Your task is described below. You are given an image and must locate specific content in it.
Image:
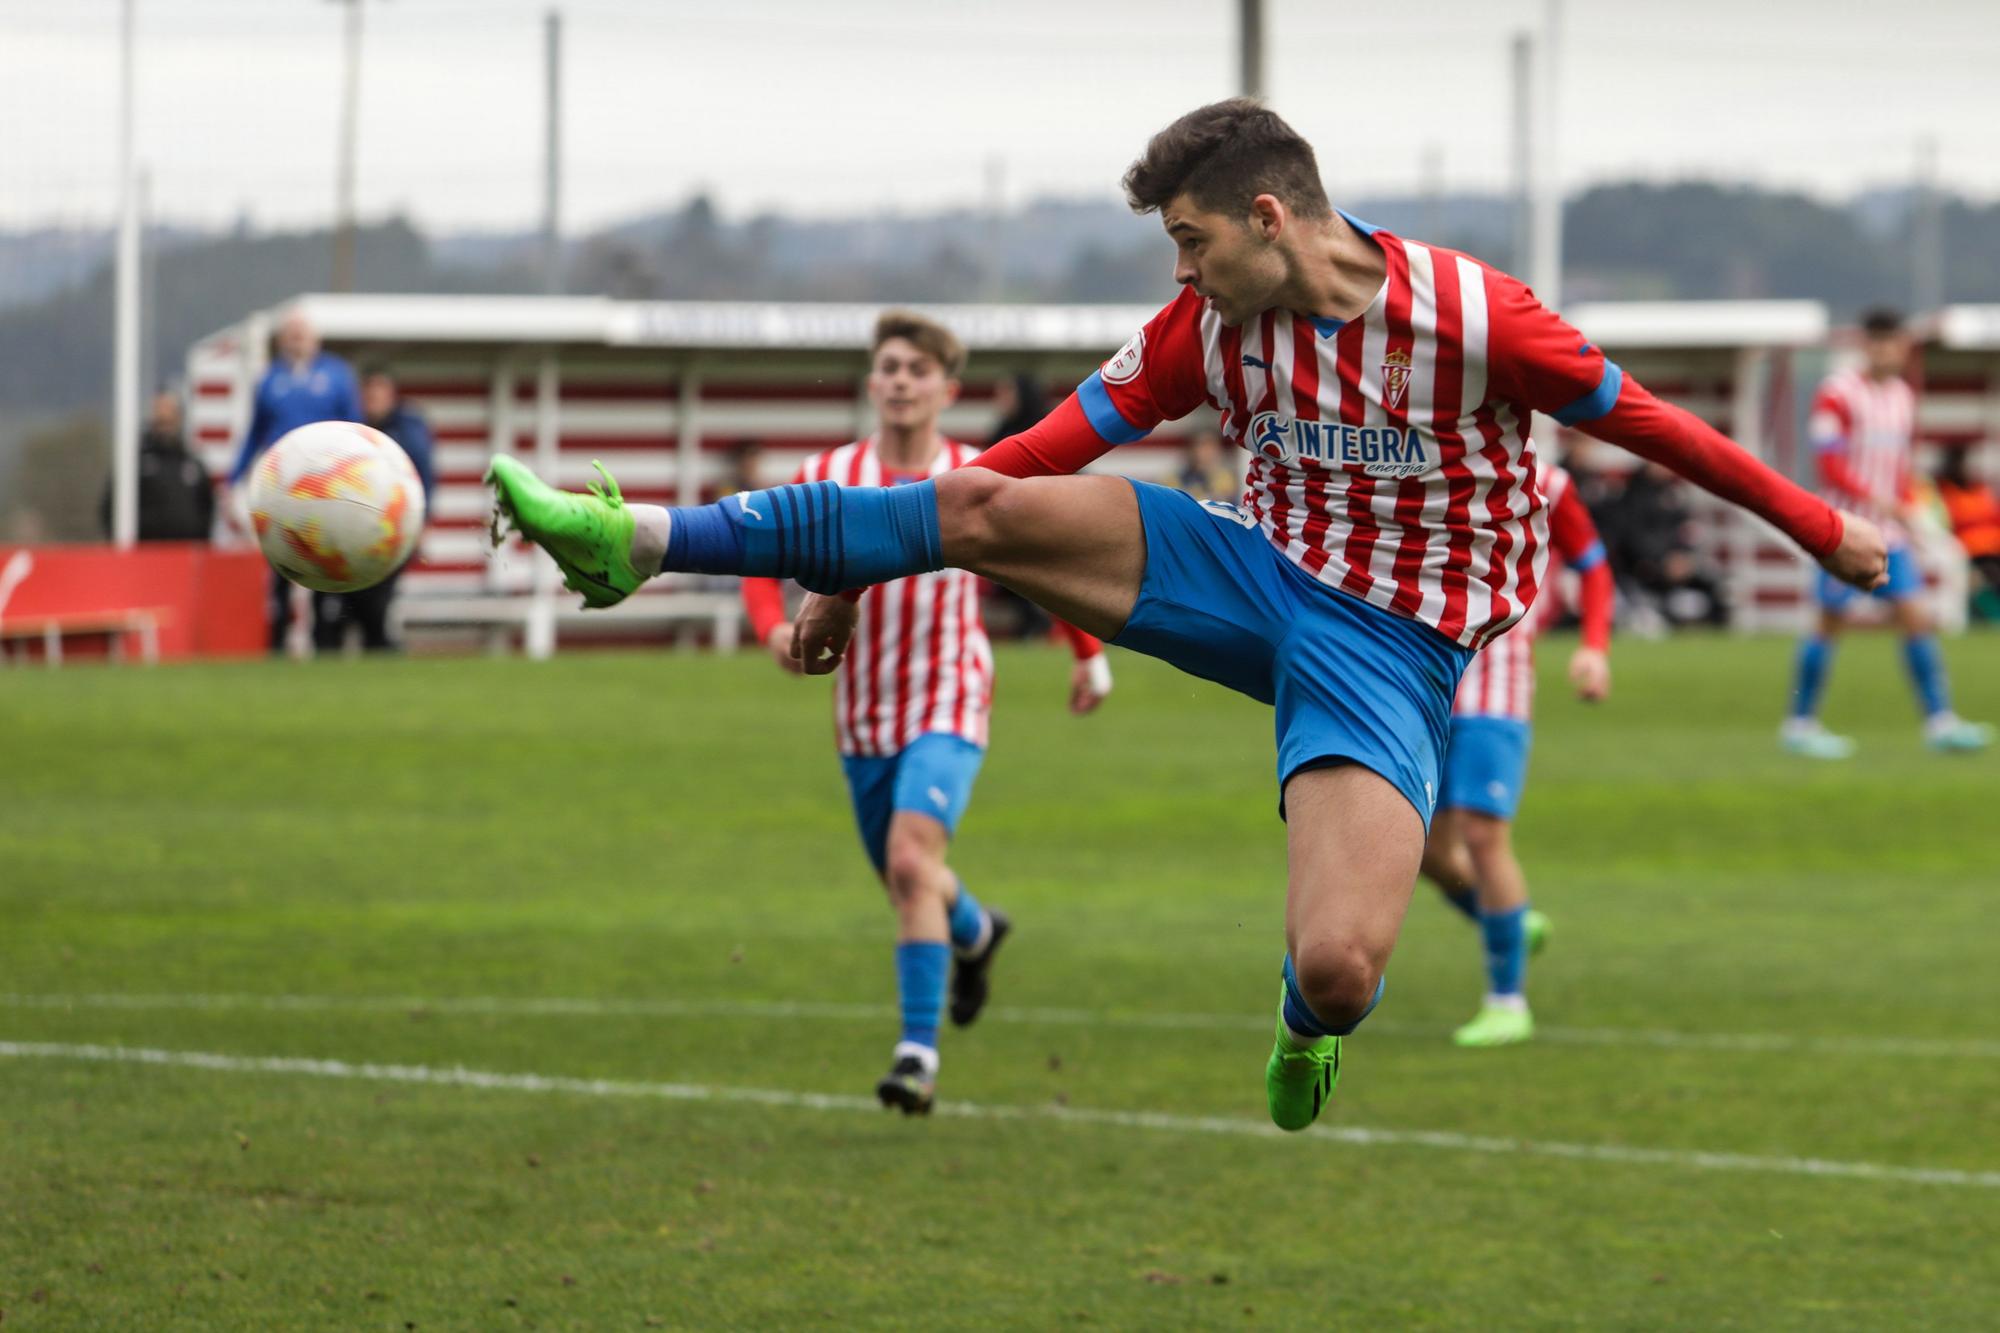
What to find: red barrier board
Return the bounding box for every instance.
[0,544,269,661]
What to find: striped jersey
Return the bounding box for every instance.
[796,439,993,757]
[1078,212,1633,650]
[1808,369,1915,537]
[1452,467,1605,722]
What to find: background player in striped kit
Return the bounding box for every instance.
[740,311,1113,1114]
[1421,466,1613,1048]
[1782,309,1990,757]
[487,100,1887,1133]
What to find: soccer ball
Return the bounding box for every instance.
[246,420,426,593]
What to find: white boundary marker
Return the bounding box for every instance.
[2,1038,1994,1191]
[5,991,1997,1061]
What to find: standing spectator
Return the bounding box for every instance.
[228,309,362,654]
[312,366,436,654]
[986,373,1046,445]
[1935,446,2000,601]
[1176,428,1236,502]
[100,388,214,541]
[1605,462,1730,628]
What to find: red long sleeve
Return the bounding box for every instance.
[1575,562,1613,652]
[1054,618,1104,659]
[972,393,1114,480]
[1816,447,1879,507]
[741,576,786,643]
[1589,379,1843,561]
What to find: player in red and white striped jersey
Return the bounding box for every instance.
[491,102,1886,1132]
[1783,308,1990,757]
[740,312,1112,1114]
[1420,466,1614,1046]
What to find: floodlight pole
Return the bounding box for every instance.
[542,8,563,294]
[1529,0,1563,309]
[1508,30,1532,274]
[1238,0,1264,99]
[111,0,141,549]
[331,0,364,291]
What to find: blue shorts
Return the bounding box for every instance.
[1439,716,1533,820]
[1819,543,1921,611]
[839,732,985,874]
[1110,481,1472,827]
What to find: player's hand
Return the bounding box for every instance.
[764,623,804,675]
[792,591,858,676]
[1820,511,1888,591]
[1568,647,1610,703]
[1069,653,1113,715]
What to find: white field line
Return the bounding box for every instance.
[5,991,1998,1061]
[2,1038,1994,1191]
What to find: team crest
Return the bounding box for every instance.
[1381,348,1413,410]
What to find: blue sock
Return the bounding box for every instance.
[1901,634,1951,719]
[1479,905,1529,998]
[894,941,949,1051]
[1441,885,1481,924]
[946,880,987,953]
[1790,635,1835,719]
[663,480,944,595]
[1280,954,1384,1040]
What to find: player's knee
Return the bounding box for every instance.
[934,468,1016,565]
[1458,812,1510,858]
[882,834,944,905]
[1290,940,1383,1031]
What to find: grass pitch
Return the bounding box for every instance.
[1,632,1995,1330]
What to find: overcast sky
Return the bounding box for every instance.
[9,0,2000,232]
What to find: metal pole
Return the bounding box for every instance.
[1529,0,1563,308]
[1509,31,1532,275]
[1912,135,1943,316]
[138,166,156,400]
[541,8,562,294]
[111,0,141,549]
[332,0,363,291]
[1237,0,1264,99]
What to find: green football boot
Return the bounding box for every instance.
[1452,1001,1534,1047]
[1524,908,1552,957]
[1264,993,1341,1132]
[485,455,648,608]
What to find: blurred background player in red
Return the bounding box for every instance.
[741,311,1113,1114]
[1781,309,1990,757]
[1421,465,1612,1047]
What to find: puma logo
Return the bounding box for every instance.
[1242,354,1272,370]
[733,493,765,521]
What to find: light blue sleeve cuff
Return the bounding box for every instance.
[1566,539,1607,573]
[1076,371,1149,445]
[1552,359,1624,426]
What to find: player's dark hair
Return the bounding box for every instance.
[872,310,967,378]
[1860,307,1905,336]
[358,362,396,382]
[1123,99,1331,222]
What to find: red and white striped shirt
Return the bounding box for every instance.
[749,439,994,757]
[1452,466,1613,722]
[978,214,1842,651]
[1809,370,1916,538]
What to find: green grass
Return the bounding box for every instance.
[1,633,1995,1330]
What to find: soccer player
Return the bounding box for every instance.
[1781,309,1989,756]
[1421,465,1613,1048]
[487,101,1886,1132]
[739,311,1114,1114]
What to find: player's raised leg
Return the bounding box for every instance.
[487,457,1145,640]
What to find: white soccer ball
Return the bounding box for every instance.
[245,420,426,593]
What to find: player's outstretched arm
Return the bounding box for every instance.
[1485,273,1885,591]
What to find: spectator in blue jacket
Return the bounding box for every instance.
[311,365,436,654]
[229,309,361,653]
